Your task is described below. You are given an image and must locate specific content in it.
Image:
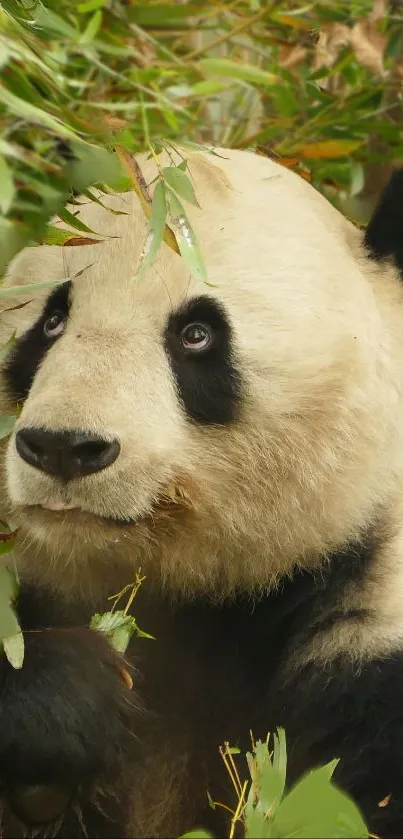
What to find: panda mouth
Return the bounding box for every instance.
[31,503,138,526]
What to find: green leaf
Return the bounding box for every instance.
[58,207,98,235]
[0,331,16,365]
[166,191,207,284]
[0,85,79,141]
[79,9,102,44]
[0,565,22,668]
[33,4,77,38]
[245,734,287,838]
[0,414,16,440]
[0,42,10,71]
[0,564,19,605]
[163,166,200,208]
[179,832,213,839]
[127,4,204,26]
[91,610,135,653]
[4,630,24,669]
[350,163,365,197]
[199,58,279,87]
[0,540,16,556]
[135,180,167,279]
[271,763,367,838]
[0,605,20,650]
[0,279,69,299]
[77,0,106,11]
[271,728,287,799]
[0,155,14,215]
[67,143,127,194]
[40,225,102,246]
[90,609,153,654]
[188,79,234,97]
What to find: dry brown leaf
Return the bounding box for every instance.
[101,114,128,131]
[369,0,387,21]
[351,18,387,77]
[117,663,133,690]
[313,23,350,71]
[279,44,307,70]
[63,237,103,247]
[295,139,363,159]
[275,13,312,30]
[116,146,180,256]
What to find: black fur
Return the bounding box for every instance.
[3,281,71,404]
[365,168,403,275]
[0,583,137,836]
[164,295,242,424]
[4,531,403,836]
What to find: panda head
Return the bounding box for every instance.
[2,149,403,599]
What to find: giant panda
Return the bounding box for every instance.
[1,146,403,838]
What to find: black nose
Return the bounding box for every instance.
[15,428,120,481]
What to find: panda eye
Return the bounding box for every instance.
[43,311,66,339]
[180,323,211,352]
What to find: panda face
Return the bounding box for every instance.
[2,148,403,598]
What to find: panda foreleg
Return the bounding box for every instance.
[0,581,138,835]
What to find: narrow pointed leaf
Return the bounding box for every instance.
[0,414,16,440]
[135,181,167,279]
[0,155,14,215]
[200,58,279,86]
[4,630,24,669]
[166,191,207,283]
[163,166,200,207]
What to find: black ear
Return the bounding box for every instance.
[364,169,403,275]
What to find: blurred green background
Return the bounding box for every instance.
[0,0,402,277]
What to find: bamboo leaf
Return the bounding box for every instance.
[116,147,180,255]
[77,0,106,10]
[0,85,79,140]
[4,630,24,669]
[293,140,364,159]
[0,155,15,215]
[0,279,69,299]
[166,191,207,283]
[79,9,102,44]
[58,207,98,235]
[135,180,167,279]
[0,332,16,364]
[0,414,16,440]
[90,609,153,654]
[163,166,200,207]
[40,225,102,247]
[199,58,279,86]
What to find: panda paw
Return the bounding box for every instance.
[0,626,137,827]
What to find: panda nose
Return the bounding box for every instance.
[15,428,120,481]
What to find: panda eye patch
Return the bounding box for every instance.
[164,295,242,425]
[180,323,211,352]
[3,280,71,404]
[44,311,66,339]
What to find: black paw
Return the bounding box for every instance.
[0,626,137,828]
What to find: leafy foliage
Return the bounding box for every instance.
[0,552,23,669]
[0,0,401,281]
[179,730,368,838]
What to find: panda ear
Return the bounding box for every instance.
[364,169,403,275]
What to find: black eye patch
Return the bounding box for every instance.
[3,281,72,404]
[164,295,242,425]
